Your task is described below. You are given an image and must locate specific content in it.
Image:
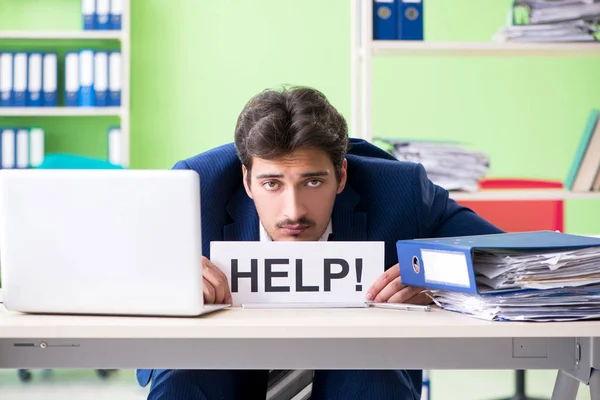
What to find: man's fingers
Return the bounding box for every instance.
[373,277,405,303]
[203,263,226,304]
[387,287,429,304]
[203,278,216,304]
[407,290,434,305]
[366,264,400,301]
[202,257,230,304]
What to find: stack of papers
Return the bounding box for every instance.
[493,0,600,43]
[377,139,490,192]
[431,246,600,322]
[433,285,600,322]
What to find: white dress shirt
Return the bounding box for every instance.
[259,219,332,242]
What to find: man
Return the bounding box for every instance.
[137,86,502,399]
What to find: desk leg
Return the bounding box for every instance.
[551,370,579,400]
[590,369,600,400]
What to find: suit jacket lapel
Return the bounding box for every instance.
[223,184,259,241]
[331,184,367,241]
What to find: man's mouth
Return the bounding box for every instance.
[280,225,310,235]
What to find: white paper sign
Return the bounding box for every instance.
[210,241,385,306]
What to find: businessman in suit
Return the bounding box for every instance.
[137,86,502,399]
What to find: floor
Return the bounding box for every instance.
[0,369,593,399]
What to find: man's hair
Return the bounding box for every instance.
[234,86,350,182]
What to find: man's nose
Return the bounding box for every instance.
[283,188,307,221]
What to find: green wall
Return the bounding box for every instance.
[2,0,600,233]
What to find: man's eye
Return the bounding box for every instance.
[262,181,280,190]
[307,180,322,187]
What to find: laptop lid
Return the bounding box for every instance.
[0,169,206,316]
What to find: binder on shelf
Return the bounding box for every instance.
[15,128,29,169]
[566,109,600,191]
[65,52,80,107]
[13,53,28,107]
[42,53,58,107]
[94,52,109,106]
[1,129,15,169]
[78,50,95,107]
[107,126,121,165]
[29,128,45,168]
[108,52,121,107]
[373,0,397,40]
[110,0,123,30]
[396,230,600,294]
[0,53,14,107]
[95,0,111,30]
[396,0,424,41]
[27,53,43,107]
[82,0,96,30]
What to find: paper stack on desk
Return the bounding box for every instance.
[397,231,600,322]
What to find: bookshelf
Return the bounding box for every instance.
[351,0,600,202]
[0,0,131,167]
[351,0,600,144]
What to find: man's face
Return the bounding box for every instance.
[242,147,347,241]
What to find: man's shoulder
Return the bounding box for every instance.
[175,142,239,172]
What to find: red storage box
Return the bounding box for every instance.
[456,179,564,233]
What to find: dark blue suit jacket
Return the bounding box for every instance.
[136,138,502,390]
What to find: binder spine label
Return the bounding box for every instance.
[420,249,471,287]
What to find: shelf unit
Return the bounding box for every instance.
[0,0,131,167]
[351,0,600,201]
[351,0,600,144]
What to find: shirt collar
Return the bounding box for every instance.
[259,219,332,242]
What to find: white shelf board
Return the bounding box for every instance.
[450,189,600,201]
[0,107,122,117]
[0,31,122,40]
[372,41,600,57]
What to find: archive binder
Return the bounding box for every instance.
[27,53,43,107]
[1,129,15,169]
[29,128,45,168]
[96,0,111,30]
[397,230,600,294]
[0,53,13,107]
[94,52,109,106]
[107,126,121,165]
[110,0,123,30]
[42,53,58,107]
[15,129,29,169]
[82,0,96,30]
[13,53,28,107]
[396,0,424,40]
[108,52,121,106]
[65,52,80,107]
[79,50,95,107]
[373,0,397,40]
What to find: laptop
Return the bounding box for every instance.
[0,169,229,317]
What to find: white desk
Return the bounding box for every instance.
[0,306,598,399]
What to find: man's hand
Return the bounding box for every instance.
[202,256,232,304]
[366,263,431,304]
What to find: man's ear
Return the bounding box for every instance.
[242,165,253,199]
[337,158,348,194]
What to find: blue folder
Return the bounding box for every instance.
[373,0,397,40]
[396,0,423,40]
[397,230,600,294]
